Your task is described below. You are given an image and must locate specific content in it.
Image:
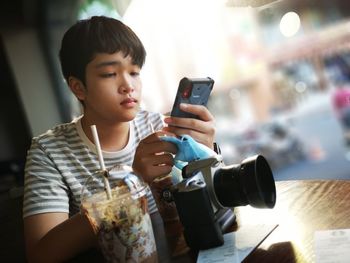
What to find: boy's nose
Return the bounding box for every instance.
[120,77,134,94]
[121,84,134,94]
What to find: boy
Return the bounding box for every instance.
[23,16,216,262]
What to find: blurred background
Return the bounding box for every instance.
[1,0,350,260]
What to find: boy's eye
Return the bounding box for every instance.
[100,73,116,78]
[130,71,140,77]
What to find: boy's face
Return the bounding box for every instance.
[81,51,142,123]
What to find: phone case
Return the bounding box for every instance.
[170,77,214,119]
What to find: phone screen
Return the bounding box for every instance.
[170,77,214,119]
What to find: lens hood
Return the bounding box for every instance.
[240,155,276,208]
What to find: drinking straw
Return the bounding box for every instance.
[90,125,112,200]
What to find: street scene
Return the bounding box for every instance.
[216,90,350,181]
[273,92,350,181]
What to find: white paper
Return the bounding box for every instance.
[314,229,350,263]
[196,233,239,263]
[197,224,278,263]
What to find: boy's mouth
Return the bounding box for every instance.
[121,97,138,107]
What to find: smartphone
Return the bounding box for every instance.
[170,77,214,119]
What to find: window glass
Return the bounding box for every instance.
[72,0,350,180]
[78,0,121,19]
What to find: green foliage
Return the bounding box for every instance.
[79,0,113,13]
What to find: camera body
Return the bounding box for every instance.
[168,155,276,250]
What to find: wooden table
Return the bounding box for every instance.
[152,180,350,263]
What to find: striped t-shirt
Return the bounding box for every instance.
[23,110,164,218]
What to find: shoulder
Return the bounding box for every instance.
[30,120,78,149]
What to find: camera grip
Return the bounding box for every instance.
[183,222,223,250]
[172,182,224,250]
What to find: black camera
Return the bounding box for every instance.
[168,154,276,250]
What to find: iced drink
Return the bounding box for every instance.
[81,172,158,263]
[150,169,190,257]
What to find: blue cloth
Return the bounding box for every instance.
[160,135,217,169]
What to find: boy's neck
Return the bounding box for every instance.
[80,116,130,152]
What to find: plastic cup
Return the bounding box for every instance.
[81,166,158,263]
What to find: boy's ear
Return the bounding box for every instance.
[68,77,86,101]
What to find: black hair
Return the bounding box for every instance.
[59,16,146,84]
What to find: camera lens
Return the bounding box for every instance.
[182,84,192,99]
[213,155,276,209]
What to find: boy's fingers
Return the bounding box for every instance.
[165,117,201,131]
[151,153,175,166]
[138,140,177,155]
[164,117,216,136]
[134,153,174,183]
[142,165,173,183]
[179,103,214,122]
[141,131,176,143]
[138,132,178,154]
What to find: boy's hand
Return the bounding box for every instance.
[163,103,216,149]
[133,131,178,183]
